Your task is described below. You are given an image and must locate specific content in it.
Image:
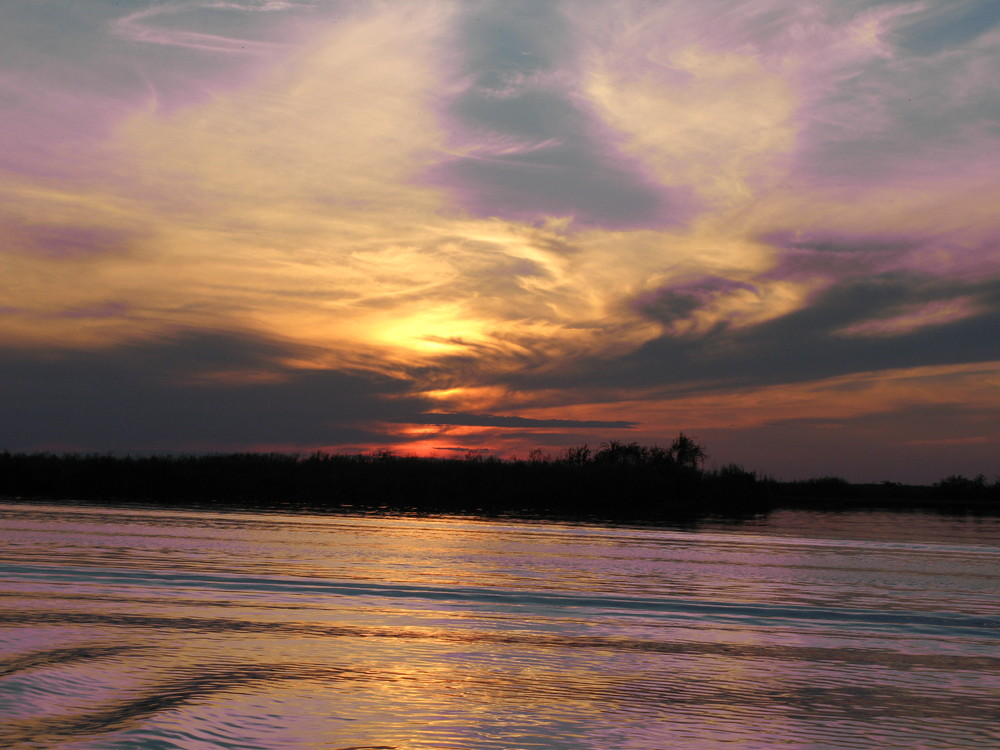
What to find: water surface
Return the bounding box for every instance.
[1,502,998,749]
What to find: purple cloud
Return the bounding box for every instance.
[6,225,137,260]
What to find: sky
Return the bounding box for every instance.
[2,0,999,482]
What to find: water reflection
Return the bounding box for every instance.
[1,502,998,749]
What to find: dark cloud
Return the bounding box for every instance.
[892,1,1000,55]
[763,231,915,256]
[426,153,683,230]
[423,0,690,229]
[432,446,494,454]
[459,0,570,79]
[0,331,430,452]
[638,277,760,327]
[627,275,1000,389]
[501,273,1000,395]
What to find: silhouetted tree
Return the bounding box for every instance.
[561,444,591,465]
[595,440,647,465]
[669,433,706,469]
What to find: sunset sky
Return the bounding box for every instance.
[2,0,998,482]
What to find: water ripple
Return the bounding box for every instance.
[2,504,999,749]
[3,562,997,636]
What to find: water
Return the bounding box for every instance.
[1,502,998,749]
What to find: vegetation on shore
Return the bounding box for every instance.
[1,436,997,520]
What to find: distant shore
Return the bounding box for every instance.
[2,447,997,521]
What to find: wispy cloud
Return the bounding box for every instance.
[835,297,985,337]
[111,3,293,53]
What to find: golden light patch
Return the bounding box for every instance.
[417,386,513,411]
[372,308,489,355]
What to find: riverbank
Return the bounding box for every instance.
[1,450,996,520]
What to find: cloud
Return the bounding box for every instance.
[458,272,1000,450]
[392,413,637,429]
[432,446,494,454]
[1,222,137,260]
[835,297,985,338]
[421,1,693,229]
[0,330,429,453]
[773,3,1000,190]
[574,0,799,210]
[636,276,806,338]
[892,1,1000,54]
[110,2,300,53]
[616,274,1000,391]
[50,302,131,321]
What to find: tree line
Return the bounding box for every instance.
[0,435,995,521]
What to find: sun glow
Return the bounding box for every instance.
[370,308,490,355]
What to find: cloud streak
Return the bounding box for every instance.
[394,413,638,429]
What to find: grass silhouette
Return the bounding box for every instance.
[0,436,996,521]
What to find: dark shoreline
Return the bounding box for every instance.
[2,450,996,522]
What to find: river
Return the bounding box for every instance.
[1,501,998,749]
